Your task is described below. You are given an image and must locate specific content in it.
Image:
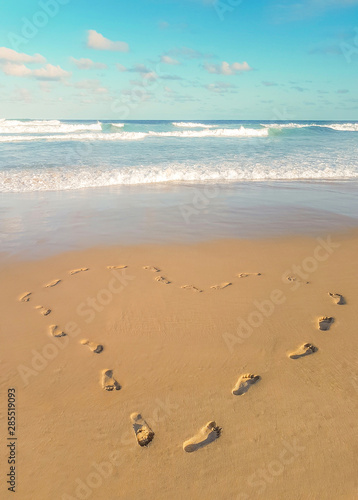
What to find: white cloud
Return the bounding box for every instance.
[1,62,71,81]
[161,55,180,65]
[204,61,252,75]
[2,63,32,77]
[87,30,129,52]
[70,79,109,94]
[0,47,46,64]
[70,57,107,70]
[32,64,71,81]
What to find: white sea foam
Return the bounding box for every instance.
[0,127,268,142]
[150,127,268,138]
[262,122,358,131]
[1,162,357,193]
[110,123,125,128]
[0,131,147,142]
[172,122,215,128]
[0,119,102,134]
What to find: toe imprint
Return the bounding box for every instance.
[318,317,334,331]
[44,279,61,288]
[130,413,155,447]
[328,293,345,305]
[49,325,66,337]
[232,373,260,396]
[210,282,232,290]
[289,343,318,359]
[80,339,103,354]
[183,421,222,453]
[19,292,31,302]
[101,370,121,391]
[69,268,89,275]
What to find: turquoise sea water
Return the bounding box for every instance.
[0,119,357,257]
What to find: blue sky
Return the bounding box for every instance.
[0,0,357,119]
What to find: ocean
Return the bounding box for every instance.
[1,119,358,257]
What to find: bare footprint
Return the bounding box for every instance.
[181,285,203,293]
[49,325,66,337]
[318,316,334,331]
[35,305,51,316]
[69,268,89,275]
[183,421,222,453]
[19,292,31,302]
[289,343,318,359]
[286,275,310,285]
[130,413,155,447]
[107,265,127,270]
[80,339,103,354]
[44,279,61,288]
[328,293,345,305]
[210,282,232,290]
[232,373,260,396]
[143,266,160,272]
[155,276,171,285]
[101,369,121,391]
[237,273,261,278]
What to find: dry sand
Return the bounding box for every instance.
[1,231,358,499]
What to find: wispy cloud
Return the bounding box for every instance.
[87,30,129,52]
[70,57,107,70]
[0,47,46,64]
[161,55,180,65]
[167,46,213,59]
[204,61,252,75]
[205,82,235,93]
[262,81,278,86]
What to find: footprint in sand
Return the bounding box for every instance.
[101,369,121,391]
[143,266,160,272]
[318,316,334,331]
[328,293,345,305]
[237,273,261,278]
[44,279,61,288]
[210,282,232,290]
[130,413,155,447]
[80,339,103,354]
[19,292,31,302]
[286,276,310,285]
[289,343,318,359]
[183,421,222,453]
[35,305,51,316]
[181,285,203,293]
[107,265,127,270]
[49,325,66,337]
[232,373,260,396]
[155,276,171,285]
[69,268,89,275]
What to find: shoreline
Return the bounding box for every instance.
[2,179,358,260]
[1,231,358,499]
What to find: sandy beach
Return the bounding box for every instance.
[1,231,357,499]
